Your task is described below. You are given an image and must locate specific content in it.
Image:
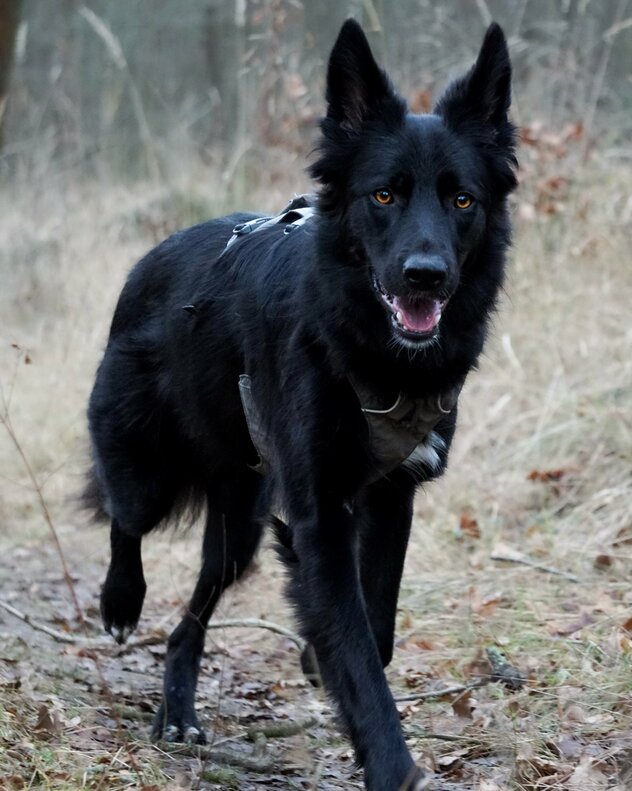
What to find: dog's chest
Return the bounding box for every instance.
[238,374,460,480]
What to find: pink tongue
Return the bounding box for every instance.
[393,297,441,333]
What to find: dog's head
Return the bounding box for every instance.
[311,20,517,351]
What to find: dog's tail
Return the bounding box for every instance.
[81,464,110,523]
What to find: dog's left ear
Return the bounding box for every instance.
[326,19,401,132]
[435,23,511,130]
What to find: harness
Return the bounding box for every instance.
[239,373,460,479]
[224,194,317,252]
[222,195,461,478]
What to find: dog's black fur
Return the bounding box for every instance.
[86,19,516,790]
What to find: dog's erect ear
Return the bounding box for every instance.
[326,19,395,132]
[435,23,511,129]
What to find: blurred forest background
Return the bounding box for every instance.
[1,2,631,790]
[1,0,631,180]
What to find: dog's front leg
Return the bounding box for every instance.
[288,505,424,791]
[358,471,416,669]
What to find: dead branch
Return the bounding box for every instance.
[0,599,304,653]
[490,547,580,583]
[246,717,317,741]
[416,732,479,742]
[156,742,273,772]
[0,411,84,621]
[0,598,77,643]
[205,618,305,650]
[394,680,487,703]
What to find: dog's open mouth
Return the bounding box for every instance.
[371,272,445,341]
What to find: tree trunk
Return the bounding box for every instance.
[0,0,22,147]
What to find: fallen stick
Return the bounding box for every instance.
[394,680,486,703]
[416,732,478,742]
[395,647,526,703]
[246,717,317,741]
[156,742,273,772]
[0,599,304,652]
[490,544,580,583]
[204,618,305,650]
[0,599,76,643]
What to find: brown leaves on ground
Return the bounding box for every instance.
[458,512,482,539]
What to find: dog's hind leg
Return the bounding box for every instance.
[152,469,264,744]
[98,462,183,643]
[358,472,415,669]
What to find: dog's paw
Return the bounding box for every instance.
[151,706,207,745]
[100,569,146,644]
[104,620,137,645]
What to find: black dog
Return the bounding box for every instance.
[86,19,516,790]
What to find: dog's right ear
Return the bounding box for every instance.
[326,19,398,132]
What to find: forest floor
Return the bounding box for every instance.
[1,129,631,790]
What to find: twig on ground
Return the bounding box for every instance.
[157,742,273,772]
[246,717,317,741]
[490,545,580,583]
[108,704,154,722]
[0,598,77,643]
[394,680,487,703]
[205,618,305,651]
[416,732,479,742]
[0,413,84,622]
[0,599,304,653]
[395,647,526,703]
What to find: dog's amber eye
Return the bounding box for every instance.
[454,193,474,209]
[373,188,394,205]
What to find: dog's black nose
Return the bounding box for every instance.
[403,255,448,290]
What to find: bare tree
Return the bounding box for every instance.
[0,0,22,147]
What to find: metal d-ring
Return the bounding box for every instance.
[361,392,403,415]
[436,393,452,415]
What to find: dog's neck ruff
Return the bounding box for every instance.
[223,194,316,253]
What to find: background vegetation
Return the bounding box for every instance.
[0,1,631,789]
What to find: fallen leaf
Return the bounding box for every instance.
[436,751,465,775]
[451,689,475,719]
[548,611,594,636]
[514,742,571,784]
[567,757,608,790]
[470,587,503,618]
[527,468,569,482]
[613,527,632,547]
[0,776,26,789]
[459,513,481,539]
[33,705,62,737]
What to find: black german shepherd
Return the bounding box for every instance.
[86,19,516,790]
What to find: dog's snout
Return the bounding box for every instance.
[402,255,448,290]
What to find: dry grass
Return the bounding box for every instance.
[0,134,631,788]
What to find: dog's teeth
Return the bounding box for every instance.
[396,311,403,324]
